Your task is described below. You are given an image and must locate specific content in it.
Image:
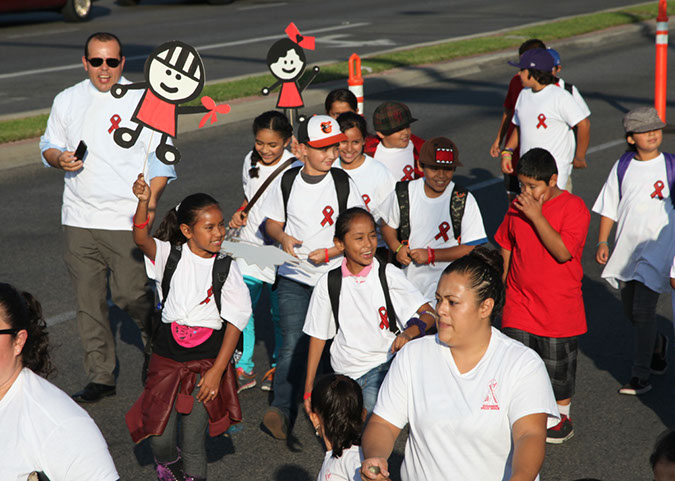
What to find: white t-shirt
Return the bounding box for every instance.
[262,169,365,286]
[337,155,397,247]
[40,78,176,231]
[0,368,118,481]
[512,84,588,189]
[303,259,429,379]
[373,142,416,182]
[373,329,558,481]
[236,149,301,283]
[145,239,252,330]
[380,178,488,299]
[556,78,591,118]
[317,444,363,481]
[592,154,675,293]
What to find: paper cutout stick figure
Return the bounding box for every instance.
[262,23,320,125]
[111,40,230,165]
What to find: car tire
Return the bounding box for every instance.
[117,0,141,5]
[61,0,91,21]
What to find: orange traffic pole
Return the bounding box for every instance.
[348,53,364,115]
[655,0,668,122]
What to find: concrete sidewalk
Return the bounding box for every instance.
[0,21,650,172]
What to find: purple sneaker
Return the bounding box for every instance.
[155,456,183,481]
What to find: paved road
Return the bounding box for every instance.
[1,21,674,481]
[0,0,646,115]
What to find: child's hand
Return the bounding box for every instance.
[361,458,390,481]
[514,191,543,220]
[229,211,247,229]
[391,332,412,353]
[290,136,302,159]
[501,151,514,174]
[396,244,412,266]
[409,248,429,265]
[280,233,302,258]
[196,366,225,403]
[573,157,588,169]
[132,174,151,202]
[308,248,328,266]
[595,243,609,265]
[490,139,502,158]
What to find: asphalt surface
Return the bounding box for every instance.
[1,12,675,481]
[0,0,648,116]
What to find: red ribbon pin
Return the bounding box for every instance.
[401,165,414,181]
[536,113,547,129]
[285,22,316,50]
[199,96,231,129]
[435,221,451,242]
[378,307,389,330]
[108,114,121,133]
[321,206,334,226]
[362,194,371,211]
[651,180,666,200]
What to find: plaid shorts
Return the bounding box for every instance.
[502,327,578,400]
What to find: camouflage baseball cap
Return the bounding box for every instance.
[372,101,417,135]
[419,137,462,168]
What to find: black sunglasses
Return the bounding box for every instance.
[87,57,121,68]
[0,328,19,335]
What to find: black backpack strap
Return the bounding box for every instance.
[330,168,350,213]
[161,244,183,306]
[212,253,233,315]
[281,166,302,223]
[563,80,574,96]
[450,184,468,244]
[395,181,410,242]
[378,261,399,334]
[327,267,343,331]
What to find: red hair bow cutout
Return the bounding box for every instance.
[285,22,315,50]
[199,96,231,129]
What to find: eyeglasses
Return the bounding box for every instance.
[87,57,121,68]
[0,328,19,335]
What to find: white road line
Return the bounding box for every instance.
[0,22,370,81]
[5,27,78,40]
[468,138,625,191]
[238,2,287,11]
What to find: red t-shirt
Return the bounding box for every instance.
[503,74,522,167]
[494,191,590,337]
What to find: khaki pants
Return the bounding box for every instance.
[64,226,153,385]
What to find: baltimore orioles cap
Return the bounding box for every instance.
[297,115,347,148]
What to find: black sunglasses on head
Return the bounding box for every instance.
[87,57,121,68]
[0,328,19,335]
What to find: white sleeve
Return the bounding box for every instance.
[40,93,69,165]
[571,86,591,118]
[219,260,252,331]
[42,417,119,481]
[507,351,559,426]
[242,151,253,200]
[511,93,522,127]
[591,161,620,221]
[261,175,286,223]
[144,238,171,284]
[347,178,366,208]
[671,255,675,278]
[372,343,410,429]
[380,190,401,229]
[386,265,430,328]
[558,90,588,128]
[303,274,337,340]
[459,192,488,246]
[371,168,398,222]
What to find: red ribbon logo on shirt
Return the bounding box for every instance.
[362,194,371,211]
[651,180,665,200]
[536,113,547,129]
[401,165,414,181]
[199,287,213,305]
[321,206,334,226]
[108,114,121,133]
[434,221,451,242]
[378,306,389,330]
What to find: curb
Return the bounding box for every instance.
[0,21,650,173]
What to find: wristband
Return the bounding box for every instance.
[133,216,150,229]
[503,147,514,153]
[420,310,438,321]
[303,391,312,401]
[596,241,608,247]
[325,248,330,264]
[405,317,427,339]
[427,247,435,266]
[395,240,409,254]
[236,204,245,212]
[501,150,513,158]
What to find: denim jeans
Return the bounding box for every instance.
[620,280,661,380]
[271,276,313,420]
[236,276,281,373]
[355,358,393,415]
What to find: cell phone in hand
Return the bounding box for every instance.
[74,140,87,161]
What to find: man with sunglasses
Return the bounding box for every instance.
[40,32,176,403]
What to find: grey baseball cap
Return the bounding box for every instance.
[623,107,666,133]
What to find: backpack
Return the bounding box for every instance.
[280,167,350,222]
[326,260,399,334]
[395,181,468,244]
[617,151,675,208]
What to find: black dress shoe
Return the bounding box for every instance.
[71,382,116,403]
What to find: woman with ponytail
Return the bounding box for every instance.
[0,283,118,481]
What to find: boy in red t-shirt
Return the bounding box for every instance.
[490,38,546,202]
[494,147,590,445]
